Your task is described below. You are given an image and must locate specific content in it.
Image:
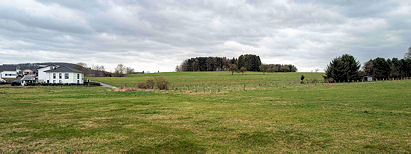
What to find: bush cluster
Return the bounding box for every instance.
[155,77,169,90]
[138,77,169,90]
[138,79,155,89]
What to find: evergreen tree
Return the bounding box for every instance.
[325,54,361,82]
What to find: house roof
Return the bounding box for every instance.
[0,65,17,72]
[44,66,83,73]
[17,64,38,72]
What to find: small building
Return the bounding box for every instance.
[21,75,36,86]
[43,66,84,84]
[0,65,18,83]
[364,76,373,82]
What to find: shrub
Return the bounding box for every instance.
[138,82,151,89]
[324,77,335,83]
[146,79,155,89]
[11,81,21,86]
[138,79,155,89]
[155,77,169,90]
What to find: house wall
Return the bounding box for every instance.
[45,72,84,84]
[1,71,18,79]
[38,66,52,83]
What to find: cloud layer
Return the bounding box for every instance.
[0,0,410,72]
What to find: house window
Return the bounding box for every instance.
[59,80,62,83]
[65,73,69,79]
[53,80,56,83]
[77,74,80,79]
[77,80,80,84]
[47,80,49,83]
[53,73,56,79]
[59,73,62,79]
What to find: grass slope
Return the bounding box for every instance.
[0,72,410,152]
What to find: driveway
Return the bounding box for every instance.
[90,81,117,89]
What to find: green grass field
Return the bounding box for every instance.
[89,72,325,93]
[1,72,410,153]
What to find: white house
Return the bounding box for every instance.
[42,66,84,84]
[1,63,84,84]
[1,71,18,79]
[0,65,19,82]
[37,66,54,83]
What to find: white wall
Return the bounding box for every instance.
[38,66,52,83]
[1,71,18,79]
[45,72,84,84]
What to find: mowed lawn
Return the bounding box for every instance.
[0,72,410,153]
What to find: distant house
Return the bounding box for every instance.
[0,65,18,82]
[0,63,84,85]
[42,66,84,84]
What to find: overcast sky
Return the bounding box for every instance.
[0,0,410,72]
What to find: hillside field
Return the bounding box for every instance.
[0,72,410,153]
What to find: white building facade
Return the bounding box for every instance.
[1,71,18,79]
[42,66,84,84]
[44,72,84,84]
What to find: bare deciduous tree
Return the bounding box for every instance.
[114,64,126,77]
[229,64,238,75]
[405,47,411,59]
[126,67,134,74]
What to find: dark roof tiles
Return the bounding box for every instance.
[44,66,83,73]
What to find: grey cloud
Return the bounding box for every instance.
[0,0,410,72]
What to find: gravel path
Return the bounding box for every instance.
[90,81,117,89]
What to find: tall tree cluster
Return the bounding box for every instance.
[237,54,261,71]
[363,57,411,80]
[177,57,236,71]
[259,64,297,73]
[177,54,264,72]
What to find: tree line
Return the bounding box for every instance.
[259,64,297,73]
[75,63,139,77]
[176,57,235,72]
[325,47,411,82]
[177,54,297,73]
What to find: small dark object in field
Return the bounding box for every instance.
[300,75,305,84]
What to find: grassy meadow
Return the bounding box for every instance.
[88,72,325,93]
[0,72,410,153]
